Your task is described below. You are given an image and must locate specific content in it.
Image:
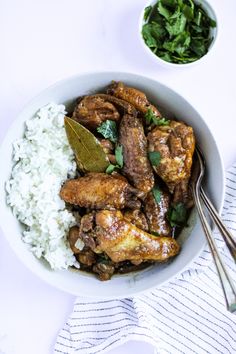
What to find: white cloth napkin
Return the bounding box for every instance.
[54,164,236,354]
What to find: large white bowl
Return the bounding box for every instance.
[0,72,225,298]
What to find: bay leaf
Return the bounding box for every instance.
[64,116,109,173]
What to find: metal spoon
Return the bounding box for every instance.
[191,147,236,312]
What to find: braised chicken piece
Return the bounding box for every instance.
[77,249,97,267]
[99,139,114,154]
[95,94,137,116]
[99,139,116,164]
[147,121,195,204]
[144,190,171,236]
[77,213,97,250]
[94,210,180,263]
[172,179,194,207]
[119,114,154,193]
[68,225,96,267]
[68,226,84,254]
[73,93,138,131]
[72,95,120,130]
[123,209,149,231]
[60,173,143,210]
[108,81,161,117]
[92,262,115,281]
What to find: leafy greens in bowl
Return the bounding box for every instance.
[140,0,218,66]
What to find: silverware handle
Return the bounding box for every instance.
[201,187,236,263]
[193,187,236,313]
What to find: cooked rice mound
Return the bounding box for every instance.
[6,103,77,269]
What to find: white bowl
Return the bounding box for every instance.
[0,72,224,298]
[139,0,219,68]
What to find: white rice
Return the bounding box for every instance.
[6,103,78,269]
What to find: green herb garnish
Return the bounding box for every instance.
[106,164,117,174]
[167,202,187,227]
[106,145,124,174]
[151,231,160,237]
[115,145,123,168]
[145,108,170,126]
[142,0,216,64]
[158,117,171,125]
[148,151,161,167]
[152,186,162,204]
[97,253,110,264]
[144,5,153,21]
[97,120,118,143]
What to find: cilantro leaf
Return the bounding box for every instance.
[105,145,124,174]
[151,231,160,237]
[183,4,194,20]
[97,120,118,143]
[167,202,187,227]
[148,151,161,167]
[145,108,156,124]
[165,13,187,36]
[106,164,117,174]
[209,18,216,28]
[157,1,172,20]
[145,108,170,126]
[144,5,153,21]
[157,117,170,125]
[163,31,191,55]
[152,186,162,204]
[142,24,158,48]
[190,38,207,57]
[145,109,154,123]
[161,0,177,9]
[115,145,123,168]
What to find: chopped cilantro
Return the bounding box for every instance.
[151,231,160,237]
[145,108,170,126]
[142,0,216,64]
[144,5,153,21]
[97,120,118,143]
[167,202,187,227]
[148,151,161,167]
[115,145,123,168]
[152,186,162,204]
[106,145,124,174]
[106,164,117,174]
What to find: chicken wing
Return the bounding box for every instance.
[94,210,180,263]
[144,190,171,236]
[123,209,149,231]
[95,93,137,116]
[108,81,161,117]
[147,121,195,203]
[72,95,120,130]
[119,114,154,193]
[72,93,138,131]
[60,173,143,210]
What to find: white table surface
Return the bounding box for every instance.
[1,0,236,353]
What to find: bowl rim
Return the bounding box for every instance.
[0,70,226,298]
[138,0,219,68]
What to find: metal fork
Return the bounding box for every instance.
[192,147,236,313]
[197,147,236,262]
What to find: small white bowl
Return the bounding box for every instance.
[0,72,225,298]
[139,0,219,68]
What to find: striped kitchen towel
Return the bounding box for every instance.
[54,164,236,354]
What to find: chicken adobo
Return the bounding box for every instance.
[119,114,154,193]
[60,81,196,280]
